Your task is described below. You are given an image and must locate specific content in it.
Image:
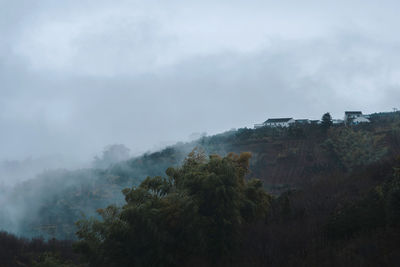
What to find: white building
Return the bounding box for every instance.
[344,111,370,125]
[352,116,370,124]
[344,111,363,121]
[264,118,295,127]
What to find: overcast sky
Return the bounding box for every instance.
[1,0,400,161]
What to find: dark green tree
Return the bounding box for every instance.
[321,112,333,129]
[74,150,272,267]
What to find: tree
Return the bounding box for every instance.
[321,112,333,129]
[75,150,272,266]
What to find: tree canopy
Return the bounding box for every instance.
[74,149,272,267]
[321,112,333,129]
[323,128,387,171]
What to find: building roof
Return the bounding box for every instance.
[295,119,310,123]
[353,116,370,122]
[345,111,362,115]
[265,118,293,123]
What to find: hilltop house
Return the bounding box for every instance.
[264,118,295,127]
[254,118,295,128]
[352,116,370,124]
[344,111,363,121]
[344,111,370,125]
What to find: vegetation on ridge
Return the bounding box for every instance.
[1,111,400,266]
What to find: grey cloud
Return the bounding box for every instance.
[0,1,400,175]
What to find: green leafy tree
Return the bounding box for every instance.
[321,112,333,129]
[74,150,272,267]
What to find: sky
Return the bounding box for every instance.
[1,0,400,163]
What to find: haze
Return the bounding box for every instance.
[1,0,400,173]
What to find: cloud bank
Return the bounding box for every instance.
[1,0,400,166]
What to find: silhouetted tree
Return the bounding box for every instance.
[74,150,272,267]
[321,112,333,129]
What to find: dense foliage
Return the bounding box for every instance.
[0,146,190,240]
[321,112,333,129]
[74,150,271,266]
[0,231,78,267]
[324,127,388,170]
[1,111,400,266]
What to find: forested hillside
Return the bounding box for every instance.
[1,111,400,266]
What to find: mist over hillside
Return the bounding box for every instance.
[0,110,398,241]
[0,140,206,238]
[0,155,88,187]
[0,111,399,266]
[0,127,231,238]
[2,1,400,266]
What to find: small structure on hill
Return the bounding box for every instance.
[344,111,363,121]
[344,111,370,125]
[254,118,296,128]
[352,116,370,124]
[264,118,295,127]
